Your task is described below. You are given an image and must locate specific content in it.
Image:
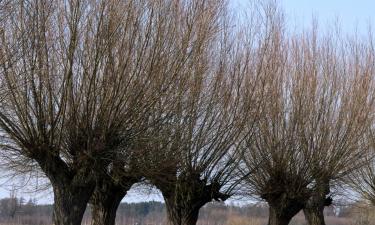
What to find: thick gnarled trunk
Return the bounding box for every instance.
[37,154,96,225]
[164,195,202,225]
[157,175,228,225]
[264,193,306,225]
[91,180,134,225]
[268,205,294,225]
[303,180,331,225]
[303,206,326,225]
[52,184,94,225]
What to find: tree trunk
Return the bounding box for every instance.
[264,192,306,225]
[268,205,294,225]
[303,206,326,225]
[52,184,94,225]
[303,179,332,225]
[154,172,228,225]
[164,196,201,225]
[39,155,95,225]
[91,181,133,225]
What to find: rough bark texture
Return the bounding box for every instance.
[157,173,229,225]
[263,191,306,225]
[303,181,332,225]
[35,153,96,225]
[164,196,201,225]
[303,206,326,225]
[91,179,135,225]
[52,184,94,225]
[268,205,295,225]
[266,200,304,225]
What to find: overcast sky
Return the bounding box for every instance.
[0,0,374,204]
[234,0,375,34]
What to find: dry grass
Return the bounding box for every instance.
[225,216,266,225]
[350,205,375,225]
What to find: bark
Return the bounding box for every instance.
[303,195,332,225]
[303,206,326,225]
[157,174,229,225]
[36,154,96,225]
[268,205,294,225]
[91,179,134,225]
[52,184,95,225]
[164,194,202,225]
[263,192,306,225]
[303,180,332,225]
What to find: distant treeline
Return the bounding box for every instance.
[0,197,353,225]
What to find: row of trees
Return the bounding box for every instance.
[1,1,375,225]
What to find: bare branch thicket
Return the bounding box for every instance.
[349,142,375,206]
[88,1,228,224]
[135,1,267,225]
[241,4,375,225]
[0,0,14,24]
[0,0,181,225]
[300,34,375,225]
[241,5,314,225]
[345,38,375,209]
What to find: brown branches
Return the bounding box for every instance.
[0,0,187,224]
[1,1,375,225]
[240,3,375,225]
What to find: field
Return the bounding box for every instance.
[0,200,371,225]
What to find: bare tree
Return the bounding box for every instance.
[300,34,375,225]
[86,0,243,224]
[241,9,314,225]
[241,4,375,225]
[0,187,19,219]
[133,2,269,225]
[0,0,178,225]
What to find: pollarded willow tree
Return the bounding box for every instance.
[136,1,267,225]
[241,4,375,225]
[299,34,375,225]
[0,0,181,225]
[87,1,228,225]
[241,7,315,225]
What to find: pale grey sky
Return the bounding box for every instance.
[233,0,375,34]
